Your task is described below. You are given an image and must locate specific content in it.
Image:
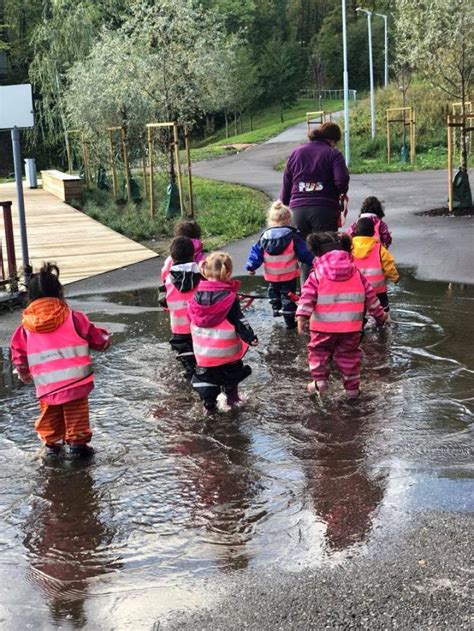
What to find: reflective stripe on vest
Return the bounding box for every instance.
[310,271,365,333]
[191,319,248,367]
[25,312,93,399]
[263,241,299,282]
[165,277,195,334]
[353,243,387,293]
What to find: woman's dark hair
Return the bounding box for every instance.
[308,122,342,144]
[174,219,201,240]
[355,217,375,237]
[360,196,385,218]
[306,231,352,257]
[170,236,195,264]
[27,262,64,302]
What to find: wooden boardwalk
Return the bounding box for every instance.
[0,181,156,285]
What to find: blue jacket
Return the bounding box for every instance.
[246,225,314,272]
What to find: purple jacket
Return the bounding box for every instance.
[280,140,349,211]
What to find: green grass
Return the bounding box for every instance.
[275,144,448,174]
[72,174,269,250]
[191,98,343,162]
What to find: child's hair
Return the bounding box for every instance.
[308,122,342,143]
[27,262,64,302]
[355,217,375,237]
[170,236,195,264]
[267,200,292,227]
[360,196,385,218]
[174,219,201,240]
[200,251,233,281]
[306,232,352,257]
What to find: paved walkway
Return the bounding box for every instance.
[0,181,156,285]
[194,124,473,284]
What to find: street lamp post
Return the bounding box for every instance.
[357,7,376,139]
[375,12,388,87]
[342,0,350,164]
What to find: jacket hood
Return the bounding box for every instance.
[351,236,377,259]
[188,279,240,327]
[314,250,357,282]
[191,239,205,263]
[22,297,70,333]
[260,225,295,255]
[169,262,201,293]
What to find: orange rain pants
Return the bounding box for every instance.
[35,396,91,445]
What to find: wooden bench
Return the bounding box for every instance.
[41,170,82,203]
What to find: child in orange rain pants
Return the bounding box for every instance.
[10,263,110,459]
[296,233,387,399]
[187,252,258,416]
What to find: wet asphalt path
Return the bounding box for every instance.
[193,122,474,284]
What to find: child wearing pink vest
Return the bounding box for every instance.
[188,252,258,415]
[10,263,110,459]
[296,233,386,399]
[347,196,392,248]
[161,219,205,285]
[163,236,202,378]
[246,201,313,329]
[352,217,399,314]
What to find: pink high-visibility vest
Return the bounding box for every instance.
[263,241,299,282]
[165,277,195,334]
[310,271,365,333]
[353,242,386,293]
[25,313,93,399]
[191,319,248,367]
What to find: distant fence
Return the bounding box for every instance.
[299,88,357,101]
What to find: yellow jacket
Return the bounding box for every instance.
[351,236,399,283]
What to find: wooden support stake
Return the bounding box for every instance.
[184,128,194,218]
[148,127,154,216]
[173,124,184,216]
[108,130,118,200]
[65,133,73,174]
[447,115,453,213]
[142,155,148,200]
[386,111,391,162]
[121,127,132,202]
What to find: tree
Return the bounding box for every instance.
[66,1,231,178]
[395,0,473,171]
[260,38,306,122]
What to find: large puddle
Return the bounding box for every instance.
[0,273,473,628]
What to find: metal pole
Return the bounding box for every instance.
[342,0,350,164]
[10,127,29,268]
[367,12,375,138]
[357,8,376,138]
[376,13,388,87]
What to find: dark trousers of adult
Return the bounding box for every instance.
[169,333,196,379]
[268,279,297,329]
[292,206,340,284]
[191,360,252,412]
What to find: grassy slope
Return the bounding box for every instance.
[190,99,343,162]
[74,175,269,251]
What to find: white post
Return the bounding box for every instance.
[376,13,389,87]
[342,0,350,164]
[367,12,375,138]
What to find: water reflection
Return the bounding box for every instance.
[160,411,259,573]
[22,465,119,627]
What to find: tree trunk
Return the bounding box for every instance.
[280,104,284,123]
[239,112,243,134]
[225,114,229,139]
[249,113,253,132]
[234,111,238,136]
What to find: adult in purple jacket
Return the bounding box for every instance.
[279,121,349,238]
